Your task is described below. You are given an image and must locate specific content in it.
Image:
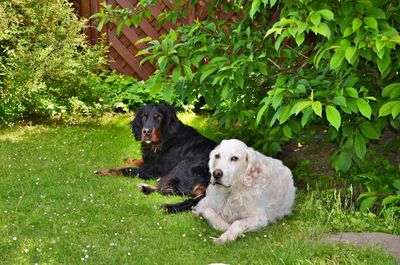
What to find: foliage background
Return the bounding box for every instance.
[0,0,107,124]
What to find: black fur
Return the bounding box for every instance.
[98,103,216,211]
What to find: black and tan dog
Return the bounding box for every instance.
[95,103,216,211]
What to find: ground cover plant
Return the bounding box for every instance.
[0,114,398,264]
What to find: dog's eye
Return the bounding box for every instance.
[153,113,161,121]
[142,113,148,119]
[215,154,220,159]
[231,156,238,161]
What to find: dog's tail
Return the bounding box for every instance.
[162,194,205,213]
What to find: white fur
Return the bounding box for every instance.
[193,139,296,244]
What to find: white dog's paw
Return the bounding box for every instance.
[212,236,228,245]
[213,232,238,244]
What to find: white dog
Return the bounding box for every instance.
[193,139,295,244]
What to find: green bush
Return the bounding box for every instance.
[88,71,180,112]
[94,0,400,214]
[0,0,107,124]
[95,0,400,172]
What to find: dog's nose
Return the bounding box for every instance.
[213,169,223,179]
[142,128,151,135]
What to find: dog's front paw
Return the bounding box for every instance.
[94,169,121,176]
[213,232,236,244]
[94,169,111,176]
[211,236,228,245]
[124,158,143,167]
[137,183,156,195]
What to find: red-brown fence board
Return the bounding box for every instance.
[71,0,238,80]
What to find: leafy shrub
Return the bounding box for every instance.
[0,0,107,124]
[94,0,400,174]
[88,71,180,112]
[352,158,400,215]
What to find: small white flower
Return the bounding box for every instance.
[127,252,131,256]
[182,234,186,237]
[12,237,17,241]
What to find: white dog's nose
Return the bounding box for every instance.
[213,169,223,179]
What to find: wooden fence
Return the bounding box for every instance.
[71,0,239,80]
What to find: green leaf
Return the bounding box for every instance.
[205,22,216,31]
[250,0,261,20]
[283,124,292,138]
[345,87,358,98]
[221,83,230,100]
[255,62,268,76]
[375,39,385,52]
[210,57,228,65]
[183,65,194,81]
[382,83,400,98]
[345,46,357,64]
[352,18,362,32]
[312,23,331,38]
[364,17,378,30]
[272,94,284,110]
[360,196,378,211]
[326,105,341,130]
[171,67,181,83]
[343,27,353,37]
[234,72,244,88]
[295,33,305,46]
[356,98,372,119]
[279,105,292,124]
[393,180,400,190]
[301,107,313,127]
[330,48,345,70]
[332,96,347,106]
[379,101,400,117]
[377,51,390,74]
[270,106,283,127]
[200,68,216,83]
[318,9,334,21]
[312,101,322,117]
[256,104,269,125]
[382,195,398,206]
[354,133,367,159]
[136,49,150,57]
[310,12,321,26]
[391,102,400,119]
[270,0,278,7]
[331,151,352,172]
[97,19,105,32]
[360,124,380,139]
[292,101,312,115]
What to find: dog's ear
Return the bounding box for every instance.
[159,103,181,136]
[208,149,216,173]
[243,148,261,187]
[131,107,144,140]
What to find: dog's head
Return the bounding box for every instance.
[131,103,181,145]
[208,139,262,188]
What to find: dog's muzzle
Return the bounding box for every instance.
[142,128,153,144]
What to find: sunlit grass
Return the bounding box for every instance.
[0,114,397,264]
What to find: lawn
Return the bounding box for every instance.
[0,113,398,264]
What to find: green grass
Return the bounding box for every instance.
[0,113,398,264]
